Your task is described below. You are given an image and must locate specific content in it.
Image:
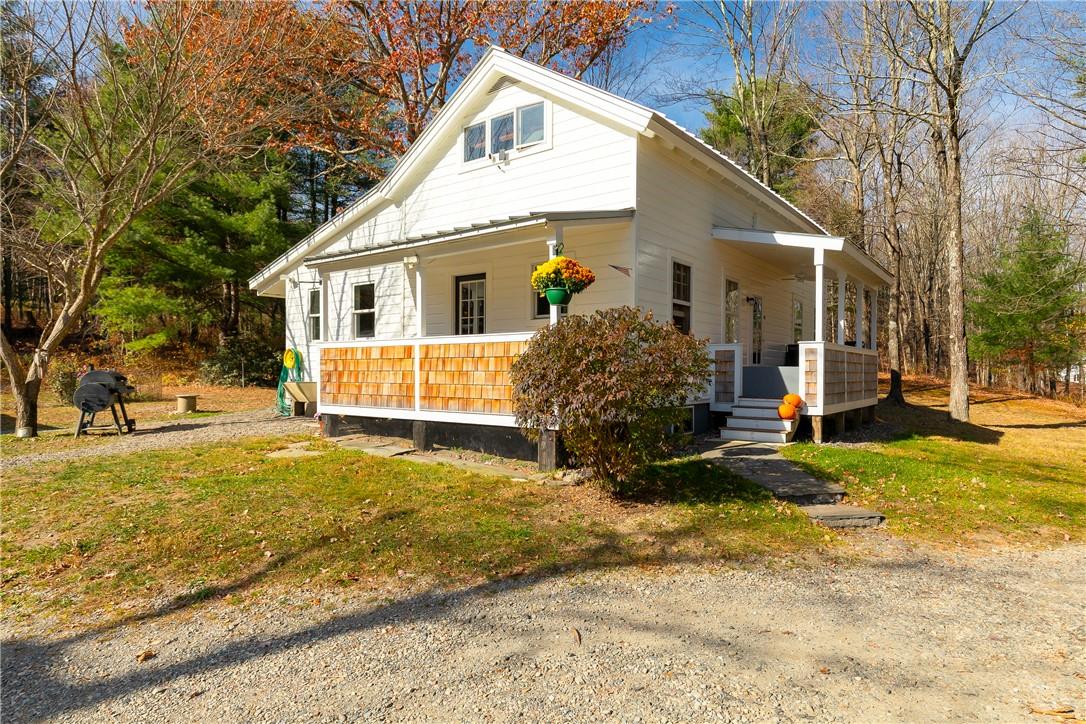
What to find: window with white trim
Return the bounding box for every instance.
[352,283,375,338]
[490,112,514,154]
[307,288,321,341]
[463,122,485,162]
[462,102,547,163]
[517,102,545,146]
[723,278,739,343]
[672,261,692,334]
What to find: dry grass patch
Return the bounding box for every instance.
[2,438,825,626]
[783,377,1086,546]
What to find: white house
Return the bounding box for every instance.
[249,47,891,465]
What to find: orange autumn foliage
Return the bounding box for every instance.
[126,0,661,177]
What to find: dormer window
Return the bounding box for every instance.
[464,122,486,162]
[462,101,548,164]
[490,112,514,154]
[517,103,544,146]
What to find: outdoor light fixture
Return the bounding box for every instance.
[403,255,419,268]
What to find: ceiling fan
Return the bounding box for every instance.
[779,271,811,282]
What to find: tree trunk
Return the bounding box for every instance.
[12,377,40,438]
[886,248,906,405]
[944,133,970,420]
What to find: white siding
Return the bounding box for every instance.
[284,266,322,382]
[634,137,816,366]
[419,223,634,335]
[322,83,637,256]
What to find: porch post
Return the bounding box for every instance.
[813,249,825,343]
[415,264,424,337]
[854,281,865,348]
[547,227,564,325]
[869,288,878,351]
[836,270,847,344]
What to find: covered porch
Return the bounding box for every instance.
[709,227,892,442]
[303,210,635,464]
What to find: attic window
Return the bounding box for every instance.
[462,102,548,164]
[517,103,544,146]
[464,122,486,162]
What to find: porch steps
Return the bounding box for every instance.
[720,399,798,443]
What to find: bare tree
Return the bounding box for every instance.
[1,1,309,437]
[878,0,1021,421]
[690,0,802,188]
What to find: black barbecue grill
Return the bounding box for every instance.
[72,366,137,436]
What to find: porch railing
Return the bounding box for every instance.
[707,343,743,411]
[798,341,878,415]
[316,332,533,426]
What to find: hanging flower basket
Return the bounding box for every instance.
[531,256,595,306]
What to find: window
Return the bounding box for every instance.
[463,122,485,162]
[750,295,764,364]
[352,283,375,338]
[532,261,568,318]
[792,295,804,343]
[517,103,545,146]
[672,261,692,334]
[307,288,321,341]
[456,274,486,335]
[462,103,547,165]
[723,278,739,343]
[490,112,514,154]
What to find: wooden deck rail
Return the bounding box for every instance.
[707,343,743,411]
[799,341,878,415]
[317,332,533,426]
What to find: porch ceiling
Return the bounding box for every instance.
[304,209,634,271]
[712,226,892,287]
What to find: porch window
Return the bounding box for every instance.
[517,103,545,146]
[792,295,804,342]
[352,283,376,338]
[490,112,514,155]
[724,278,739,342]
[463,122,486,162]
[307,288,321,341]
[672,261,692,334]
[532,261,568,318]
[456,273,486,335]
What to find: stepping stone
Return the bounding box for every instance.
[802,504,885,529]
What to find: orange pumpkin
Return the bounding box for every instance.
[783,393,803,408]
[777,403,797,420]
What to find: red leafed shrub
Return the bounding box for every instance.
[511,307,711,489]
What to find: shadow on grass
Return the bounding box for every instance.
[616,457,773,506]
[857,398,1005,446]
[0,413,63,435]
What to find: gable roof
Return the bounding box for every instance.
[249,46,829,294]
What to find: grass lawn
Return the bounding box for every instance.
[783,378,1086,546]
[1,437,825,625]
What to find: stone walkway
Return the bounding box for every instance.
[701,441,885,528]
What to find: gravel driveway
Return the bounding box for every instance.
[3,538,1083,723]
[1,408,315,470]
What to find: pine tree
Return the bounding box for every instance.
[969,208,1086,394]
